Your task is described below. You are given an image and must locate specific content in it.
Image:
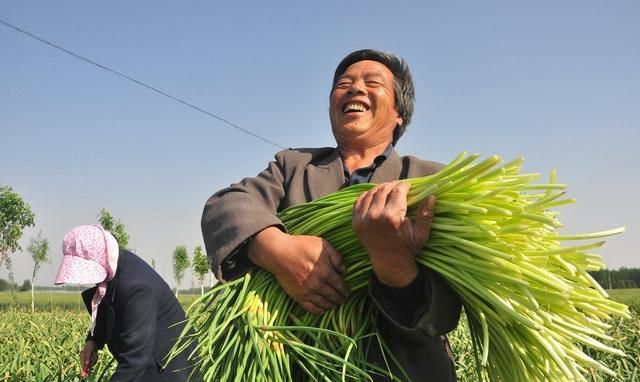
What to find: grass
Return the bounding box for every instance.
[0,290,202,312]
[1,288,638,381]
[607,288,640,313]
[0,309,116,382]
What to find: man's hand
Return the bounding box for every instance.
[248,227,349,314]
[79,340,98,378]
[353,181,436,287]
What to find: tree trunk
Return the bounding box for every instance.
[5,257,17,304]
[31,267,38,313]
[0,248,7,271]
[31,279,35,313]
[0,248,9,278]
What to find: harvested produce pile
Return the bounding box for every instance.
[170,152,629,382]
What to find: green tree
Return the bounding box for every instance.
[1,185,35,301]
[27,232,49,313]
[0,185,36,271]
[98,209,130,249]
[0,278,11,291]
[172,246,189,297]
[192,246,209,295]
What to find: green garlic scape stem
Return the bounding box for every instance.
[168,152,628,382]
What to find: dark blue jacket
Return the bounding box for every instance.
[82,250,198,382]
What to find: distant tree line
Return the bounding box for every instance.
[589,267,640,289]
[0,278,31,292]
[4,267,639,293]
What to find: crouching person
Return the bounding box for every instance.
[54,224,199,381]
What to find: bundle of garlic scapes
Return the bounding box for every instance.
[169,152,629,382]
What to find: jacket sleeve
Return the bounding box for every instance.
[369,266,462,342]
[109,284,157,382]
[201,152,289,282]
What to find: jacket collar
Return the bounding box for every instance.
[371,148,402,184]
[80,251,126,312]
[305,147,402,200]
[105,251,126,303]
[305,149,345,201]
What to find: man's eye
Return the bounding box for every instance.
[335,81,351,89]
[366,80,383,87]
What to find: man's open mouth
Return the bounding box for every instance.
[342,103,368,113]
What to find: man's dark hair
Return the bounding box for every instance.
[332,49,415,145]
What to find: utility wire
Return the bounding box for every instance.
[0,18,286,150]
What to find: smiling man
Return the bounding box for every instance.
[201,49,462,381]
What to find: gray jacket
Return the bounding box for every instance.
[202,147,461,381]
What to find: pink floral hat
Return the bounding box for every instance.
[55,224,119,335]
[55,224,119,285]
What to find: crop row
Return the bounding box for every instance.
[1,307,638,381]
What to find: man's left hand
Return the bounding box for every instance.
[352,181,435,287]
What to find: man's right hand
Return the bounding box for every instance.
[79,340,98,378]
[248,227,349,314]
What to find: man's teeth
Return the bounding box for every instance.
[343,103,366,112]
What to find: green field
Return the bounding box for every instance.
[608,288,640,313]
[1,289,639,381]
[0,290,201,312]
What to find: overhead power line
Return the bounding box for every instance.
[0,18,286,150]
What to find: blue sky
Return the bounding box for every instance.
[1,1,638,288]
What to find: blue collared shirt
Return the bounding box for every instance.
[342,144,393,186]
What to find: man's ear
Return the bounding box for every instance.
[396,116,403,127]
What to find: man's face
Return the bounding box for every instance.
[330,60,401,145]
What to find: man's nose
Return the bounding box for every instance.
[348,80,366,95]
